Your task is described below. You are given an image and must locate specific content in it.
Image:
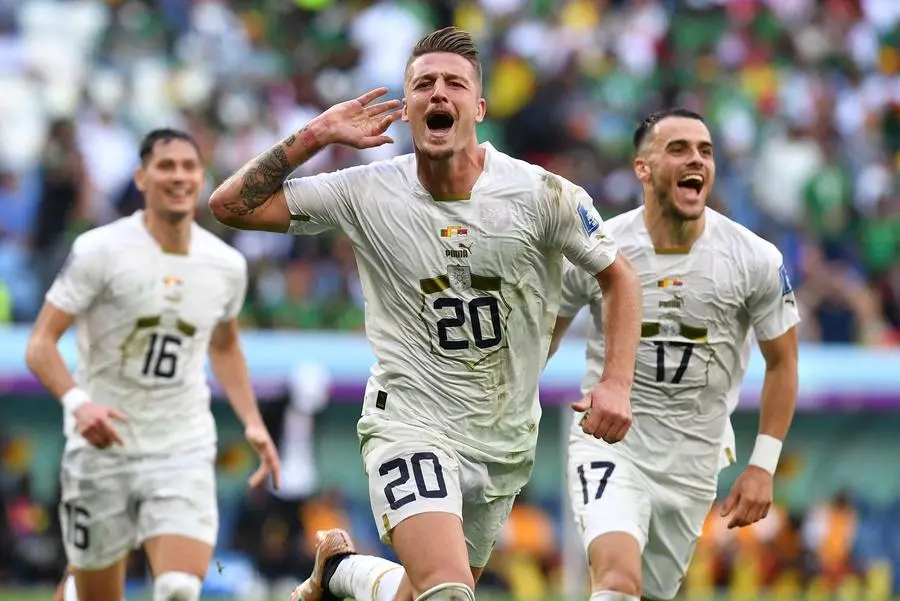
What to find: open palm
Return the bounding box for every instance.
[320,87,402,149]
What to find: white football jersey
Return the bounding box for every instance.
[284,142,618,464]
[560,207,800,493]
[47,210,248,455]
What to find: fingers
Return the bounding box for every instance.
[359,135,395,149]
[726,497,771,529]
[107,408,128,422]
[365,100,402,117]
[248,464,269,489]
[571,397,590,412]
[268,451,283,490]
[81,417,124,448]
[720,490,738,517]
[355,86,390,106]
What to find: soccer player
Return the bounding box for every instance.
[549,108,800,601]
[209,26,641,601]
[26,128,282,601]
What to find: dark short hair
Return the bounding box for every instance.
[633,108,705,151]
[406,26,482,86]
[139,128,201,164]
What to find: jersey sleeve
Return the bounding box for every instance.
[540,173,619,276]
[746,246,801,341]
[282,167,361,235]
[558,260,595,318]
[222,254,249,322]
[45,235,106,316]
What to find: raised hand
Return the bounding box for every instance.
[315,87,402,149]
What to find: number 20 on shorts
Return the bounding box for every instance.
[379,452,449,511]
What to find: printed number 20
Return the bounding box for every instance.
[434,297,502,351]
[654,341,694,384]
[380,452,448,510]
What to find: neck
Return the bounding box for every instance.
[643,199,705,252]
[416,143,485,200]
[144,209,192,254]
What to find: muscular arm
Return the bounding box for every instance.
[208,318,264,428]
[208,125,324,233]
[25,302,77,400]
[756,326,799,441]
[594,252,641,387]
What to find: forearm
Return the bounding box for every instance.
[209,344,263,428]
[599,270,641,386]
[209,122,324,222]
[25,337,77,400]
[757,362,798,440]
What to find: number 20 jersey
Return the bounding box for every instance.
[560,207,800,493]
[284,143,618,463]
[46,210,248,455]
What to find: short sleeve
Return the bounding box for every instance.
[222,255,249,322]
[541,173,619,276]
[282,167,360,235]
[559,260,596,318]
[45,236,106,316]
[747,247,801,341]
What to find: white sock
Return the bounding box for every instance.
[329,554,405,601]
[590,591,640,601]
[63,574,79,601]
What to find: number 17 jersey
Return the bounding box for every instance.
[284,143,618,467]
[46,211,248,455]
[560,207,800,493]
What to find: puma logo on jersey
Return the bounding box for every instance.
[446,242,473,258]
[659,294,684,309]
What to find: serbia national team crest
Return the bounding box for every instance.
[577,201,600,236]
[448,264,472,291]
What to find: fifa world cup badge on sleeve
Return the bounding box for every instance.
[577,202,600,236]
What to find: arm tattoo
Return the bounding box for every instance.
[236,145,292,212]
[229,126,316,215]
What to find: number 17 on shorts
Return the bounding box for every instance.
[368,447,462,541]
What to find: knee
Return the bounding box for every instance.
[590,545,643,597]
[413,568,475,597]
[592,567,642,598]
[153,571,202,601]
[414,582,476,601]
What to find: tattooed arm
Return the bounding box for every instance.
[208,126,322,233]
[209,87,401,233]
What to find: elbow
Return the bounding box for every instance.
[207,189,235,227]
[25,335,46,376]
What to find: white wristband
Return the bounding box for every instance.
[748,434,782,475]
[61,388,90,415]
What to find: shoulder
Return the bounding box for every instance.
[192,225,247,274]
[708,209,782,268]
[338,152,417,189]
[70,215,135,256]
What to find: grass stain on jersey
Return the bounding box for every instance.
[540,172,562,205]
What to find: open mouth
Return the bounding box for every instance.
[426,111,455,134]
[677,174,704,194]
[165,188,193,200]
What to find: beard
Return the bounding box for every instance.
[416,142,454,161]
[651,174,704,222]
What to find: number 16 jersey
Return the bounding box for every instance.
[46,210,248,455]
[284,143,618,466]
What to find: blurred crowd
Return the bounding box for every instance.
[0,0,897,341]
